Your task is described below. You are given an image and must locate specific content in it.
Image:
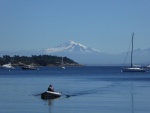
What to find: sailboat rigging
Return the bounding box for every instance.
[61,57,65,69]
[121,33,147,72]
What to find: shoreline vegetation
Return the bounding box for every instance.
[0,55,84,67]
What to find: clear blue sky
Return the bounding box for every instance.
[0,0,150,54]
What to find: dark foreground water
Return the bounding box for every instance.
[0,66,150,113]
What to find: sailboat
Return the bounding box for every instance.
[61,57,65,69]
[121,33,147,72]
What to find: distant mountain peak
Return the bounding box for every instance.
[46,40,101,54]
[68,40,77,45]
[57,40,87,49]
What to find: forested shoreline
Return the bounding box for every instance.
[0,55,79,66]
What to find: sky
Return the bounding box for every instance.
[0,0,150,54]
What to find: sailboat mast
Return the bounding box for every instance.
[131,33,134,68]
[61,57,63,66]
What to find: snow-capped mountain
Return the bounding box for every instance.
[0,41,150,65]
[45,41,101,54]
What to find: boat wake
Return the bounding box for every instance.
[33,87,104,98]
[33,93,42,96]
[61,84,116,98]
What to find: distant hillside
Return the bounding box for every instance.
[0,41,150,65]
[0,55,80,66]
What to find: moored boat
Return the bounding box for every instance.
[147,65,150,68]
[122,67,146,72]
[1,63,15,69]
[22,64,39,70]
[121,33,147,72]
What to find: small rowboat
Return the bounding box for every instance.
[41,91,61,100]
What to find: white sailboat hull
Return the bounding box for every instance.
[122,67,146,72]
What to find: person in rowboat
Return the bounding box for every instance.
[47,84,55,92]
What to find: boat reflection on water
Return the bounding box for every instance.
[47,99,53,113]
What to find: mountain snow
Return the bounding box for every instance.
[0,41,150,65]
[46,41,101,54]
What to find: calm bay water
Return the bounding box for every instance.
[0,66,150,113]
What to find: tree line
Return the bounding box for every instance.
[0,55,78,66]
